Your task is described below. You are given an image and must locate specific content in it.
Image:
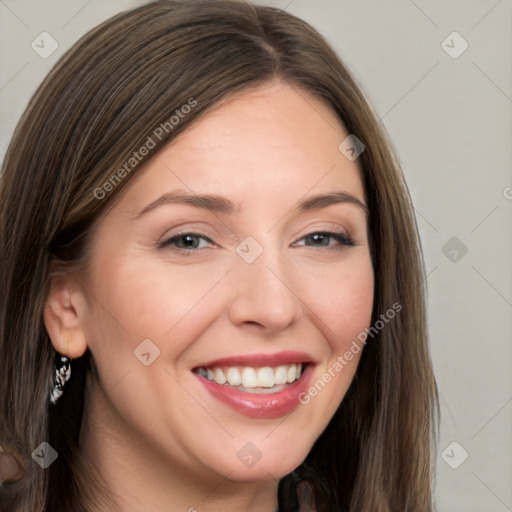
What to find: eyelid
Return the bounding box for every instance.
[157,221,219,242]
[292,220,354,242]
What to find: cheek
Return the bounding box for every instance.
[298,254,374,347]
[295,253,373,406]
[289,256,374,432]
[94,259,178,333]
[84,253,230,366]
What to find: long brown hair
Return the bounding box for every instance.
[0,1,438,510]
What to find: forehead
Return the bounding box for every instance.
[118,81,365,213]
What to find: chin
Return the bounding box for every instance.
[204,442,311,483]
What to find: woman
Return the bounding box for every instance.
[0,1,438,511]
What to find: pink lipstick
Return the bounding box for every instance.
[193,351,315,419]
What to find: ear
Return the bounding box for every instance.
[44,274,88,359]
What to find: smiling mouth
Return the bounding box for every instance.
[194,363,305,394]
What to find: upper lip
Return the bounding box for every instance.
[194,351,316,369]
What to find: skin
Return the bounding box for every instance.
[44,81,374,512]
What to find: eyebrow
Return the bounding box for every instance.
[133,190,368,219]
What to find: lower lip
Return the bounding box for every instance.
[195,365,314,419]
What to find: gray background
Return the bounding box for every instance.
[1,1,511,510]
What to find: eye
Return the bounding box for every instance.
[158,232,214,253]
[158,230,356,255]
[294,231,355,250]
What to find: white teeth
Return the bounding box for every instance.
[241,367,258,388]
[287,365,297,383]
[213,368,226,385]
[199,363,305,389]
[226,367,242,386]
[257,367,275,388]
[274,365,288,385]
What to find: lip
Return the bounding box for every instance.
[194,350,316,369]
[194,361,314,419]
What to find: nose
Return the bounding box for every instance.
[227,247,303,333]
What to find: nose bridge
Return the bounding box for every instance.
[228,236,303,330]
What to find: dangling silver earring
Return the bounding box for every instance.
[50,355,71,405]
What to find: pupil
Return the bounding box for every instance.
[181,235,197,248]
[310,234,328,246]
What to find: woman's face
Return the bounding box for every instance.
[73,82,373,484]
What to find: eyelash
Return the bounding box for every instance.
[157,231,356,254]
